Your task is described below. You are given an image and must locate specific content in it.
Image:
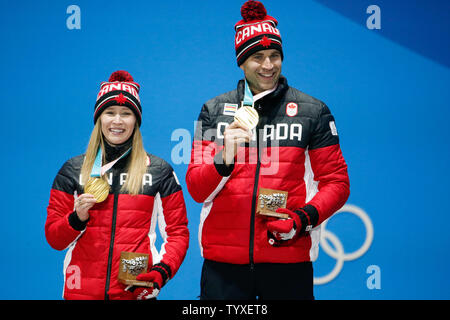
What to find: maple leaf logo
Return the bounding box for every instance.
[260,36,272,48]
[115,93,127,105]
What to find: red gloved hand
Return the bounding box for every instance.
[267,208,302,246]
[127,263,171,300]
[267,206,318,246]
[127,270,161,300]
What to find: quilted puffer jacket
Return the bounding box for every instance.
[45,148,189,300]
[186,76,349,265]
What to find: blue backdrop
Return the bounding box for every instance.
[1,0,449,300]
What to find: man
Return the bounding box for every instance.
[186,0,350,300]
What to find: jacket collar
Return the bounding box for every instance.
[103,135,133,164]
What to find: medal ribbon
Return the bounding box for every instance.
[243,79,254,107]
[90,146,132,178]
[243,79,278,106]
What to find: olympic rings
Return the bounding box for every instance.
[313,204,374,285]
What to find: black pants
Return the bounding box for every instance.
[200,259,314,300]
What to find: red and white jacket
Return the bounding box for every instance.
[186,76,349,265]
[45,152,189,299]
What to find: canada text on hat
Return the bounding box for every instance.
[97,82,140,103]
[93,70,143,126]
[234,0,283,66]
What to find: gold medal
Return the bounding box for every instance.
[234,105,259,130]
[85,177,110,203]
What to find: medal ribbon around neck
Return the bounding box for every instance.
[85,145,131,203]
[244,79,278,105]
[243,79,255,107]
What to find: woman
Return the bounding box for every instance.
[45,70,189,300]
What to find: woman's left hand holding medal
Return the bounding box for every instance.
[75,194,97,222]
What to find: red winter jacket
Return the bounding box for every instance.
[186,77,349,265]
[45,152,189,300]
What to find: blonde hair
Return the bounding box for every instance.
[81,121,148,195]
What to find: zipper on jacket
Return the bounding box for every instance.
[250,158,261,270]
[104,191,119,300]
[249,106,262,270]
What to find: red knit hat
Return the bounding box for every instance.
[94,70,142,126]
[234,0,283,66]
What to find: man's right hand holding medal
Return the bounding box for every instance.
[74,193,97,222]
[222,121,253,166]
